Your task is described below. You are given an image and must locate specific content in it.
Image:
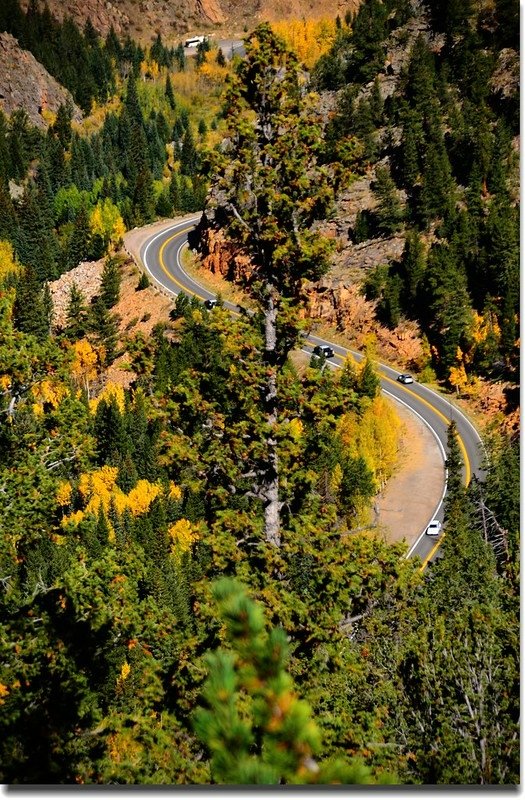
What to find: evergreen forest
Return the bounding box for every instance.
[0,0,519,786]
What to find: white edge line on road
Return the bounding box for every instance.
[142,220,482,556]
[301,349,448,555]
[146,219,485,464]
[383,389,448,559]
[142,217,201,293]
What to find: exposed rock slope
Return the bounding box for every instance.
[0,32,82,127]
[20,0,354,41]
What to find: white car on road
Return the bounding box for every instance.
[425,519,442,536]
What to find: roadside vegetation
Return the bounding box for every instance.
[0,0,519,785]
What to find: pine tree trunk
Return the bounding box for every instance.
[263,286,281,547]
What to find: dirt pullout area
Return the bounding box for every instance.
[376,399,444,547]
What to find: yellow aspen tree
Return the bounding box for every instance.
[0,241,20,285]
[71,339,101,399]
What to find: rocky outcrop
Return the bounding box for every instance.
[19,0,130,37]
[0,33,82,128]
[196,224,252,282]
[196,209,422,366]
[49,260,104,330]
[256,0,359,22]
[490,47,519,99]
[196,0,226,25]
[19,0,362,41]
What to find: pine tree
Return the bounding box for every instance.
[15,185,58,282]
[208,24,334,547]
[174,42,185,71]
[89,295,120,365]
[400,109,422,188]
[64,283,89,340]
[100,256,121,309]
[193,578,380,785]
[52,102,73,149]
[13,267,51,340]
[124,73,144,130]
[357,356,380,398]
[8,109,35,181]
[444,420,464,513]
[131,168,155,225]
[369,76,383,125]
[0,181,16,242]
[425,242,472,374]
[66,206,92,270]
[400,229,426,311]
[165,73,176,110]
[179,127,197,176]
[372,165,405,235]
[0,110,12,187]
[105,25,122,61]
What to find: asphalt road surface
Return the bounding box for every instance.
[139,216,485,568]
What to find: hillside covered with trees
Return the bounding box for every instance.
[0,0,519,786]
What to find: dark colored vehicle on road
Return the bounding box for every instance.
[313,345,334,359]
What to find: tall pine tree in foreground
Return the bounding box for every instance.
[207,23,334,547]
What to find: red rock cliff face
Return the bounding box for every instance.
[197,216,424,367]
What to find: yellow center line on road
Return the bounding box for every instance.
[159,230,242,317]
[420,536,444,570]
[158,228,206,298]
[157,226,468,572]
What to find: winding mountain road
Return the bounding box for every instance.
[134,215,485,567]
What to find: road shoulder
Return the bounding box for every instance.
[376,398,444,548]
[123,218,446,552]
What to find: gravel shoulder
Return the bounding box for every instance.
[376,399,445,547]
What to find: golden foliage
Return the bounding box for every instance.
[41,108,56,127]
[140,58,160,81]
[56,480,73,507]
[168,482,183,502]
[448,363,468,393]
[90,200,126,248]
[288,418,304,440]
[126,480,162,516]
[0,240,21,285]
[198,51,229,87]
[330,462,343,495]
[168,518,199,556]
[271,18,337,68]
[78,465,119,502]
[71,339,102,396]
[31,379,67,413]
[61,467,163,528]
[89,382,126,414]
[338,396,401,488]
[470,310,500,346]
[120,661,131,681]
[77,95,122,136]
